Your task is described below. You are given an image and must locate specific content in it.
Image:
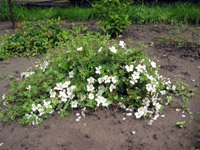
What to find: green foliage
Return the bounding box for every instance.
[0,3,199,25]
[93,0,131,38]
[0,19,70,56]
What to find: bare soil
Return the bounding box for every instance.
[0,22,200,150]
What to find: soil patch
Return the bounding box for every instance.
[0,22,200,150]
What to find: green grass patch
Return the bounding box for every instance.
[0,3,200,24]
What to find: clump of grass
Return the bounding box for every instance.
[129,3,200,24]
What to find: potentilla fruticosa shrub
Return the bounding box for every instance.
[0,19,70,56]
[92,0,131,38]
[0,29,192,125]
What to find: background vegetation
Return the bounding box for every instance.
[0,1,200,25]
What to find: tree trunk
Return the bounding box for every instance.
[8,0,15,29]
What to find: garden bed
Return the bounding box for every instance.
[0,22,200,149]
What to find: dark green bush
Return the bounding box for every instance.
[93,0,131,38]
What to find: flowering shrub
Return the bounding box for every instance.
[0,29,191,125]
[0,19,70,56]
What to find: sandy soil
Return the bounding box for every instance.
[0,22,200,150]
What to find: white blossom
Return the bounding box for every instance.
[95,66,102,74]
[87,77,95,84]
[119,41,126,48]
[98,77,104,84]
[87,84,95,92]
[54,82,63,91]
[111,76,118,84]
[62,81,71,89]
[2,94,5,101]
[39,61,49,71]
[88,93,95,100]
[109,84,116,92]
[135,106,148,119]
[146,83,156,93]
[136,64,146,73]
[69,71,74,78]
[125,65,134,72]
[150,61,156,68]
[59,90,68,102]
[31,103,37,112]
[77,47,83,51]
[104,75,111,84]
[21,71,34,79]
[71,100,78,108]
[95,96,109,107]
[26,85,31,90]
[109,46,117,53]
[50,89,56,98]
[98,47,103,53]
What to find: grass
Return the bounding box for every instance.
[0,3,200,24]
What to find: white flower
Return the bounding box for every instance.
[172,85,176,91]
[77,47,83,51]
[69,71,74,78]
[40,61,49,72]
[154,102,161,111]
[62,81,71,89]
[50,89,56,98]
[21,71,34,79]
[130,71,140,85]
[109,84,116,92]
[87,84,95,92]
[31,103,37,112]
[146,83,156,93]
[111,76,118,84]
[95,96,109,107]
[59,90,68,102]
[126,113,132,116]
[119,41,126,48]
[150,61,156,68]
[160,90,166,95]
[135,106,148,119]
[2,94,5,101]
[98,47,103,53]
[38,107,45,116]
[125,65,134,72]
[104,75,111,84]
[76,116,81,122]
[87,77,95,84]
[43,100,52,108]
[109,46,117,53]
[88,93,95,100]
[54,82,63,91]
[71,100,78,108]
[98,77,104,84]
[136,64,146,73]
[95,66,102,74]
[26,85,31,90]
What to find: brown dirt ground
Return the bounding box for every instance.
[0,21,200,150]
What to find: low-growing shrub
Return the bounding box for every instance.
[0,19,70,56]
[0,28,192,125]
[93,0,131,38]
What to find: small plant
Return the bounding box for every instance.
[93,0,131,38]
[176,121,186,128]
[0,19,70,57]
